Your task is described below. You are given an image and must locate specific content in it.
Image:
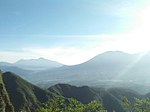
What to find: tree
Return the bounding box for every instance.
[36,97,107,112]
[123,97,150,112]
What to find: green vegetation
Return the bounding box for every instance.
[48,84,101,104]
[0,71,14,112]
[48,84,129,112]
[123,97,150,112]
[2,71,150,112]
[2,72,55,112]
[36,97,107,112]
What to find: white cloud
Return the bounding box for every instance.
[0,35,116,65]
[27,47,101,65]
[0,51,38,63]
[1,28,150,65]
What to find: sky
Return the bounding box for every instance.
[0,0,150,65]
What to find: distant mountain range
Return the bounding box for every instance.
[1,51,150,94]
[28,51,150,89]
[0,57,63,71]
[1,51,150,111]
[14,58,63,70]
[0,58,63,81]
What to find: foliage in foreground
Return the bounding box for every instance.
[36,97,107,112]
[123,97,150,112]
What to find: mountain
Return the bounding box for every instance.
[30,51,141,81]
[14,58,63,70]
[30,51,150,94]
[0,62,12,66]
[48,84,100,104]
[32,51,134,80]
[0,71,14,112]
[2,72,55,112]
[48,83,141,112]
[0,57,63,72]
[0,70,148,112]
[2,51,150,94]
[0,58,63,82]
[0,65,32,80]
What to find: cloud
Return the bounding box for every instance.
[0,35,117,65]
[0,34,114,65]
[0,32,150,65]
[0,51,38,63]
[26,47,101,65]
[20,35,122,65]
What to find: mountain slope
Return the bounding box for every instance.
[2,72,54,112]
[0,71,14,112]
[0,65,33,80]
[0,58,64,83]
[34,51,150,90]
[14,58,63,70]
[33,51,135,81]
[0,58,63,74]
[48,84,101,104]
[48,84,141,112]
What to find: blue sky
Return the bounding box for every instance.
[0,0,150,64]
[0,0,146,35]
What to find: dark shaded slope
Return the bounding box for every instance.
[108,88,140,101]
[49,84,101,104]
[101,88,140,112]
[48,84,141,112]
[0,71,14,112]
[2,72,54,112]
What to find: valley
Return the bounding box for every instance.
[1,0,150,111]
[1,51,150,111]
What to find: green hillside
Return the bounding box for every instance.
[2,72,55,112]
[1,71,148,112]
[36,97,107,112]
[0,71,14,112]
[48,84,142,112]
[48,84,101,104]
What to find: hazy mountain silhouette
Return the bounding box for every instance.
[14,58,63,70]
[0,58,63,71]
[0,58,63,82]
[25,51,150,95]
[0,65,32,80]
[2,51,150,94]
[32,51,149,83]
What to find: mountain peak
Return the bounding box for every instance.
[38,57,46,60]
[101,51,131,56]
[13,58,63,70]
[16,57,48,62]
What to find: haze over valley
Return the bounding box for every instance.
[1,51,150,95]
[1,0,150,112]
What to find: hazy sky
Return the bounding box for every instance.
[0,0,150,65]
